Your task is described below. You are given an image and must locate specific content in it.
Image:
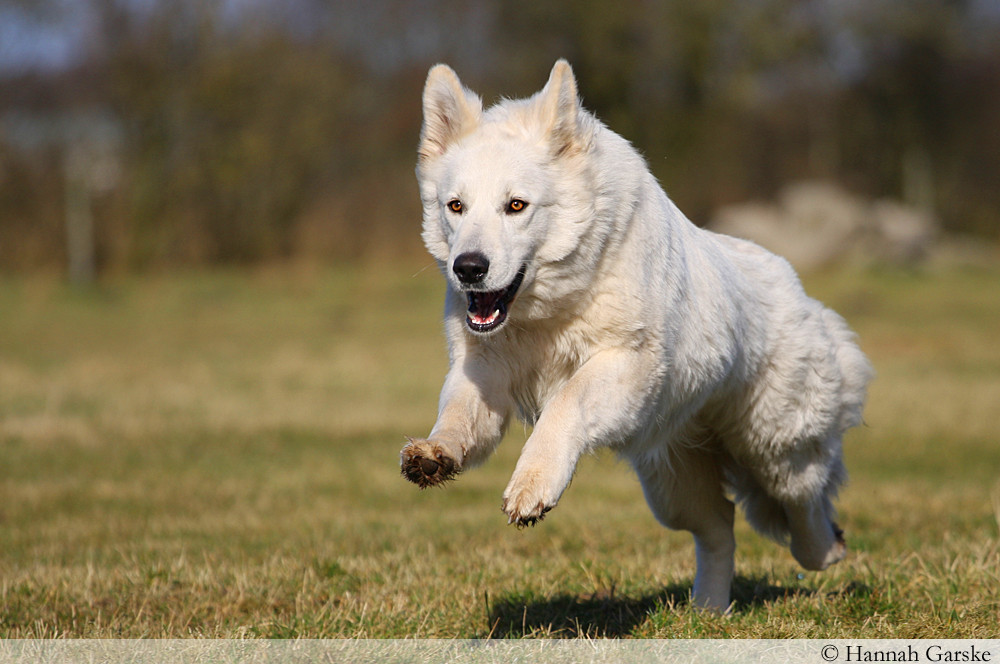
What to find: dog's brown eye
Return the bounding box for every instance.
[507,199,527,213]
[447,199,463,213]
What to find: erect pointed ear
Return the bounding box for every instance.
[418,64,483,163]
[536,59,583,156]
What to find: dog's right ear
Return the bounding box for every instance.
[419,65,483,163]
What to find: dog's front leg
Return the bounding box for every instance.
[401,355,511,488]
[502,348,654,526]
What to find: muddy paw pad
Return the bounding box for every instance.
[400,439,457,488]
[418,457,440,476]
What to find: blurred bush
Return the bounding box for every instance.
[0,0,997,275]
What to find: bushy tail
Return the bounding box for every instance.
[823,307,875,432]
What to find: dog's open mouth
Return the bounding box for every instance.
[465,265,526,333]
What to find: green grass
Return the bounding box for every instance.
[1,261,998,638]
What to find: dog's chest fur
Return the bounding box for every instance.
[472,290,646,426]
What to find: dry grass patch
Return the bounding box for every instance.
[1,262,998,637]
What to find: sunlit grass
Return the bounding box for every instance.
[1,261,998,637]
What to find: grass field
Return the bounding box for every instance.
[1,260,998,638]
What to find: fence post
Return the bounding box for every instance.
[64,143,96,285]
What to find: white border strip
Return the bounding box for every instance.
[0,639,997,664]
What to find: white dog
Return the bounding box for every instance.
[400,60,872,611]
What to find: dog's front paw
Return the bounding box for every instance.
[502,474,557,528]
[400,437,459,488]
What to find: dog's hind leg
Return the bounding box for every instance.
[784,494,846,571]
[632,445,736,612]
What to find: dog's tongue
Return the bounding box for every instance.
[468,291,504,326]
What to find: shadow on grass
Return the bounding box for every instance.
[485,575,839,637]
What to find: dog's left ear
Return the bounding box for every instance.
[537,59,583,156]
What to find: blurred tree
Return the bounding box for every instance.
[0,0,997,274]
[98,0,361,265]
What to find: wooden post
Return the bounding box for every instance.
[65,143,96,285]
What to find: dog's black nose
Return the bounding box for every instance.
[453,252,490,285]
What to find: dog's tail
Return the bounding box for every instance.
[823,307,875,433]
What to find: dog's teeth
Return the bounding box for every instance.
[470,309,501,326]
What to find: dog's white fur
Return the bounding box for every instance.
[400,60,873,611]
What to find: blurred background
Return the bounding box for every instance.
[1,0,998,279]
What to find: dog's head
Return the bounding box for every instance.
[415,60,598,336]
